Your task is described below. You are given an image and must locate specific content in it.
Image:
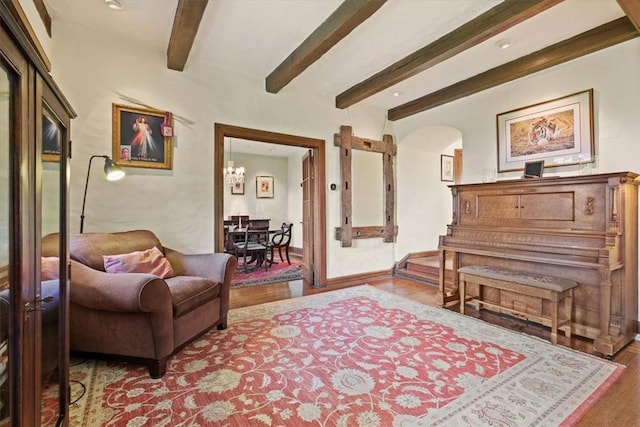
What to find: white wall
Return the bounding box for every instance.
[394,39,640,182]
[394,39,640,245]
[222,149,304,249]
[394,38,640,312]
[22,7,639,282]
[43,19,394,278]
[223,152,289,228]
[286,154,304,249]
[395,126,462,260]
[352,150,384,227]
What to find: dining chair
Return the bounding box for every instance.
[267,222,293,265]
[233,228,269,272]
[247,224,269,235]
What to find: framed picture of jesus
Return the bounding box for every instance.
[112,104,173,170]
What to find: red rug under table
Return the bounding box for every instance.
[231,256,302,288]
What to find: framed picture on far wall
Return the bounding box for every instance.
[440,155,454,182]
[496,89,594,172]
[231,182,245,195]
[256,175,274,198]
[112,103,173,170]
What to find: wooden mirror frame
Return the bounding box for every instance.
[333,125,397,247]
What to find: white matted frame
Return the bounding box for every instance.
[496,89,594,172]
[231,182,244,195]
[440,155,454,182]
[256,175,274,198]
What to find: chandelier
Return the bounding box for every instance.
[224,138,245,186]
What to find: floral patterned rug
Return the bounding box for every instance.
[46,285,623,426]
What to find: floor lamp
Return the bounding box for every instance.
[80,155,125,233]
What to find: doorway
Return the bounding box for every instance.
[214,123,327,287]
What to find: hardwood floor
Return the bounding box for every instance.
[230,276,640,426]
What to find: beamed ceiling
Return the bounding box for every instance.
[43,0,639,121]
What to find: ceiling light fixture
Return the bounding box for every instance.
[495,39,511,49]
[224,138,245,186]
[104,0,123,10]
[392,91,402,97]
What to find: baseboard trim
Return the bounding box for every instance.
[326,268,394,287]
[289,246,302,256]
[286,246,392,288]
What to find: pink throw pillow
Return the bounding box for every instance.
[41,257,59,281]
[103,246,175,279]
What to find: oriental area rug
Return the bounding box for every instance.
[44,285,622,426]
[231,256,303,288]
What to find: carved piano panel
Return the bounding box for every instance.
[439,172,638,356]
[458,183,607,230]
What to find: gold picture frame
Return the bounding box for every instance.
[496,89,594,173]
[112,103,173,170]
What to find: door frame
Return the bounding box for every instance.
[213,123,327,287]
[301,150,314,283]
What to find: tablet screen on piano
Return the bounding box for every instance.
[523,160,544,178]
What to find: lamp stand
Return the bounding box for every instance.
[80,154,125,233]
[80,155,107,233]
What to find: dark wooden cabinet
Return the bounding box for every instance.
[439,172,639,356]
[0,3,74,425]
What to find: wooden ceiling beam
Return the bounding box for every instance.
[33,0,51,37]
[388,17,638,121]
[266,0,387,94]
[335,0,562,109]
[616,0,640,32]
[167,0,208,71]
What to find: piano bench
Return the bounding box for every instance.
[457,265,578,345]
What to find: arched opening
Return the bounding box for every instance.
[395,125,462,258]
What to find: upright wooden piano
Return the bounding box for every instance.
[438,172,639,356]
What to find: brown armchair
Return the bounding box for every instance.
[66,230,236,378]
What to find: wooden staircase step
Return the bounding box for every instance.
[406,258,437,274]
[395,268,439,286]
[396,254,453,286]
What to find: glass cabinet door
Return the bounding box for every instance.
[0,15,72,426]
[39,104,65,426]
[0,22,31,424]
[0,57,11,427]
[38,70,71,425]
